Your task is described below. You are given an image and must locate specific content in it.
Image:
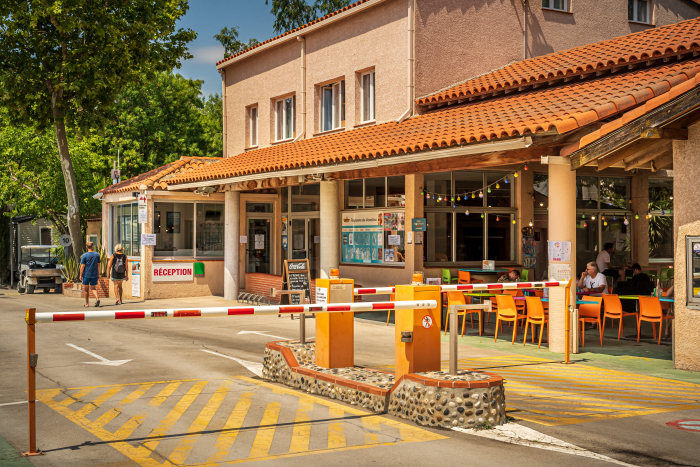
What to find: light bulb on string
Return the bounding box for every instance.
[613,216,617,221]
[479,191,483,198]
[438,196,442,201]
[465,210,470,216]
[540,202,544,207]
[496,216,500,222]
[624,217,629,226]
[481,213,484,218]
[495,183,500,189]
[661,209,665,215]
[505,177,509,184]
[604,221,608,226]
[635,213,639,219]
[512,219,516,225]
[426,193,430,199]
[584,222,588,227]
[582,214,586,219]
[453,204,456,209]
[524,163,529,170]
[487,188,491,194]
[602,215,605,221]
[471,193,475,199]
[451,196,454,202]
[457,196,461,201]
[421,190,425,196]
[514,172,518,178]
[592,215,596,220]
[529,219,533,227]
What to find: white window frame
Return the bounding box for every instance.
[361,71,375,123]
[275,96,295,142]
[542,0,567,11]
[249,106,258,147]
[320,81,344,132]
[628,0,650,23]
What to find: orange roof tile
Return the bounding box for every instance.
[418,17,700,106]
[168,59,700,186]
[216,0,373,68]
[102,157,222,194]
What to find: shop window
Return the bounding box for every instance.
[246,203,273,213]
[196,204,224,257]
[456,212,484,262]
[542,0,567,11]
[112,203,141,256]
[153,202,194,257]
[292,184,320,212]
[387,176,406,207]
[275,95,295,141]
[344,180,363,210]
[341,210,405,265]
[602,216,631,266]
[361,71,375,123]
[628,0,649,23]
[250,106,258,147]
[425,212,453,263]
[533,173,548,209]
[576,217,599,276]
[576,176,599,209]
[486,173,512,208]
[424,172,451,207]
[649,178,673,261]
[599,177,629,210]
[320,81,345,132]
[487,214,514,262]
[343,176,405,209]
[455,171,484,207]
[365,177,386,208]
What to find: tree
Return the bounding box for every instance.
[265,0,352,34]
[201,94,224,158]
[0,1,196,258]
[214,27,259,59]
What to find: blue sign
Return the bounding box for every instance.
[412,218,426,231]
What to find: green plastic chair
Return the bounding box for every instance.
[520,269,529,281]
[442,269,458,284]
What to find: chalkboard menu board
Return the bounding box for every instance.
[282,259,310,305]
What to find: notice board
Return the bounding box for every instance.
[282,259,310,305]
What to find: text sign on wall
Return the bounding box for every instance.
[152,263,194,282]
[411,218,426,231]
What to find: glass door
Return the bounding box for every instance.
[289,217,320,279]
[247,217,272,273]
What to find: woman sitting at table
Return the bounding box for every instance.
[498,269,520,283]
[577,262,608,295]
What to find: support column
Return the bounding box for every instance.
[548,162,576,354]
[224,190,240,300]
[320,180,339,279]
[517,167,534,268]
[631,171,650,266]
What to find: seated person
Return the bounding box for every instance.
[577,262,607,295]
[596,243,625,282]
[630,263,651,285]
[497,269,520,283]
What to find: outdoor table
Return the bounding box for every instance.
[458,268,511,273]
[541,298,588,305]
[618,295,674,302]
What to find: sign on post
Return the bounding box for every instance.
[138,205,147,223]
[141,234,156,246]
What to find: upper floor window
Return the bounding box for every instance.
[361,71,375,123]
[275,96,295,142]
[628,0,650,23]
[250,106,258,147]
[542,0,567,11]
[320,81,345,132]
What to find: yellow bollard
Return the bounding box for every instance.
[394,285,442,380]
[314,276,354,369]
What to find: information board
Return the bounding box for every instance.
[282,259,310,305]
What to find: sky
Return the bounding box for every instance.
[175,1,278,98]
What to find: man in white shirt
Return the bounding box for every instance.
[596,243,614,275]
[577,262,608,295]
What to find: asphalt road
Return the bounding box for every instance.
[0,292,698,467]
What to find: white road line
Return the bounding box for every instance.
[237,331,290,340]
[66,343,132,366]
[200,349,264,377]
[0,400,36,407]
[454,424,639,467]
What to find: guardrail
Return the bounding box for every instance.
[353,281,568,295]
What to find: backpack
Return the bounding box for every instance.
[114,254,126,274]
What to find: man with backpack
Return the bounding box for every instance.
[107,244,129,305]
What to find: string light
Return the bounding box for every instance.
[505,178,509,184]
[604,221,608,226]
[451,196,454,202]
[457,196,461,201]
[487,188,491,193]
[514,172,518,177]
[421,190,425,196]
[540,202,544,207]
[584,222,588,227]
[529,219,533,227]
[592,215,596,220]
[624,217,629,226]
[495,183,500,189]
[613,216,617,220]
[496,216,500,222]
[635,213,639,219]
[479,191,483,198]
[512,219,516,224]
[426,193,430,199]
[524,163,529,170]
[465,210,470,216]
[481,213,484,218]
[582,214,586,219]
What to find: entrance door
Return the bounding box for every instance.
[290,217,320,279]
[247,218,272,273]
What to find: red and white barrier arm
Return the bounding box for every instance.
[29,300,437,324]
[353,281,569,296]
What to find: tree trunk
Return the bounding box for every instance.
[51,99,83,259]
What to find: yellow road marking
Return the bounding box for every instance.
[248,402,281,458]
[327,407,347,449]
[74,386,124,418]
[56,387,94,408]
[90,383,155,430]
[205,392,254,464]
[361,415,383,445]
[289,399,313,453]
[149,381,182,407]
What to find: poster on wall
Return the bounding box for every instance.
[281,215,288,236]
[131,261,140,297]
[548,241,571,262]
[254,234,265,250]
[522,236,536,269]
[341,211,385,265]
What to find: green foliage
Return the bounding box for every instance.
[649,186,673,258]
[214,27,259,59]
[63,253,80,283]
[265,0,351,34]
[98,246,108,277]
[0,205,9,282]
[102,72,219,179]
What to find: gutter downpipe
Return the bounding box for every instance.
[221,69,227,157]
[294,36,306,142]
[397,0,414,124]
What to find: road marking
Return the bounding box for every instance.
[237,330,289,340]
[66,343,132,366]
[666,419,700,432]
[38,376,447,466]
[200,349,263,377]
[455,423,639,467]
[0,400,36,407]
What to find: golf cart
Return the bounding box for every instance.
[17,245,63,294]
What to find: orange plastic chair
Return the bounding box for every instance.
[387,286,395,326]
[503,289,525,326]
[578,296,603,347]
[638,297,674,345]
[602,294,637,340]
[494,294,526,344]
[486,290,503,325]
[444,292,479,337]
[523,297,549,348]
[457,270,483,284]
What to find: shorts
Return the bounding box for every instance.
[82,277,98,286]
[111,277,126,282]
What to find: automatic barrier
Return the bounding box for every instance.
[354,280,569,296]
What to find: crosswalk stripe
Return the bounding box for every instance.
[75,386,124,418]
[361,416,384,445]
[149,381,183,407]
[169,380,232,465]
[206,392,254,464]
[91,383,155,430]
[327,407,347,449]
[56,387,94,408]
[248,402,281,458]
[289,399,314,453]
[142,380,209,452]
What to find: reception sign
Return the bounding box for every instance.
[152,263,194,281]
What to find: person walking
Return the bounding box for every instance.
[107,244,129,305]
[79,242,101,307]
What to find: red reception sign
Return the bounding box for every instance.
[152,263,194,282]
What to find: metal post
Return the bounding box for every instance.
[299,290,306,344]
[23,308,42,457]
[564,279,573,364]
[449,305,457,375]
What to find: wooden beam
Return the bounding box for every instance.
[652,153,674,172]
[624,141,672,170]
[596,140,656,171]
[640,128,688,140]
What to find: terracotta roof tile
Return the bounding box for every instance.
[101,157,222,194]
[168,59,700,186]
[418,17,700,106]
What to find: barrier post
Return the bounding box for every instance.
[314,276,354,368]
[564,279,573,364]
[23,308,42,457]
[449,305,457,375]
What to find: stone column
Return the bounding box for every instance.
[224,190,240,300]
[547,161,577,354]
[631,171,650,266]
[320,180,340,279]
